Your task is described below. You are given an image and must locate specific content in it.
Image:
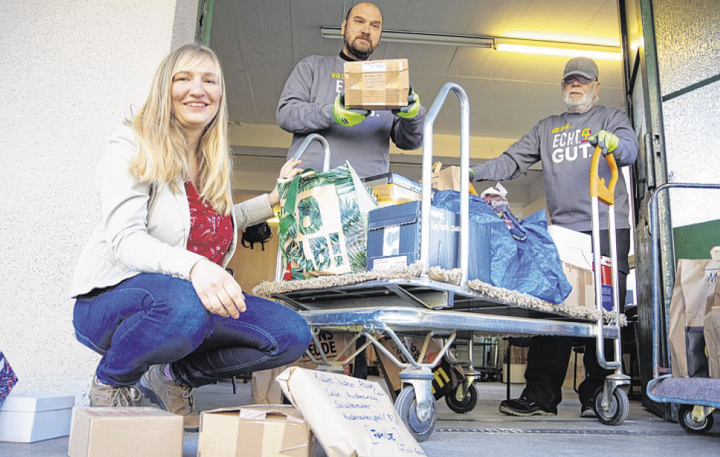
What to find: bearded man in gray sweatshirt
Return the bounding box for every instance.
[276,2,425,179]
[470,57,639,418]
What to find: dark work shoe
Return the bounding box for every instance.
[581,405,597,418]
[499,397,557,417]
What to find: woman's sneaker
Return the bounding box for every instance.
[89,376,141,407]
[138,365,200,432]
[499,396,557,416]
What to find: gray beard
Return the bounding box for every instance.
[564,84,597,114]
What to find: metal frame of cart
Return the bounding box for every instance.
[646,182,720,433]
[273,82,630,440]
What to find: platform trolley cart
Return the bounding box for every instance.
[267,83,630,441]
[647,182,720,433]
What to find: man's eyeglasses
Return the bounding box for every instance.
[562,75,595,85]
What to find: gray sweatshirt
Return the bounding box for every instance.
[470,105,638,231]
[277,54,426,178]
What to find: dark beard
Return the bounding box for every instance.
[344,37,374,60]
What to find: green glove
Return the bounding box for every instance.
[332,93,368,127]
[588,130,619,156]
[393,85,420,119]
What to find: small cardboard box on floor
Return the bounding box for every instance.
[344,59,410,110]
[68,407,183,457]
[198,405,314,457]
[277,366,426,457]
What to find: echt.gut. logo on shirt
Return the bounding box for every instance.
[551,128,595,163]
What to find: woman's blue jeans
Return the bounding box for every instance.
[73,273,312,388]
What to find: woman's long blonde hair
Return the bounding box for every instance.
[130,43,232,215]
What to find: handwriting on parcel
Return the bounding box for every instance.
[276,367,426,457]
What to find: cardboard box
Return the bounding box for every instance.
[371,184,421,207]
[366,201,490,283]
[547,225,593,270]
[198,405,312,457]
[0,393,74,443]
[375,338,444,393]
[68,407,183,457]
[277,367,426,457]
[548,225,614,310]
[344,59,410,110]
[363,172,422,207]
[509,345,529,365]
[562,349,585,390]
[562,261,595,310]
[301,330,354,373]
[507,364,527,384]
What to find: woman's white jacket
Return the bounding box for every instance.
[71,124,274,297]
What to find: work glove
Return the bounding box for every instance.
[332,92,368,127]
[588,130,619,156]
[392,84,420,119]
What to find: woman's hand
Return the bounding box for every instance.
[189,258,245,318]
[269,158,303,206]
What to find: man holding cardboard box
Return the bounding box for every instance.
[276,1,425,178]
[469,57,639,418]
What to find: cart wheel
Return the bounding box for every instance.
[678,404,714,434]
[395,387,437,442]
[594,387,629,425]
[445,384,478,414]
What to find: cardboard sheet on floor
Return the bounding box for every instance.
[276,367,426,457]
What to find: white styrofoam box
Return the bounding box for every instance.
[0,393,75,442]
[547,225,593,270]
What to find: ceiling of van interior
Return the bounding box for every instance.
[210,0,625,211]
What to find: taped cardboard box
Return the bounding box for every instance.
[198,405,313,457]
[277,366,426,457]
[344,59,409,110]
[68,407,183,457]
[0,393,74,443]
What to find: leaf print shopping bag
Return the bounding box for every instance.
[278,162,377,279]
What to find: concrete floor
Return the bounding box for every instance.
[2,378,718,456]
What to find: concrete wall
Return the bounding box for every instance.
[0,0,196,404]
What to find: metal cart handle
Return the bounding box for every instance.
[275,133,332,282]
[421,82,471,285]
[590,145,619,206]
[291,133,331,173]
[590,144,622,370]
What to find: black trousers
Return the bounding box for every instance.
[521,229,630,410]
